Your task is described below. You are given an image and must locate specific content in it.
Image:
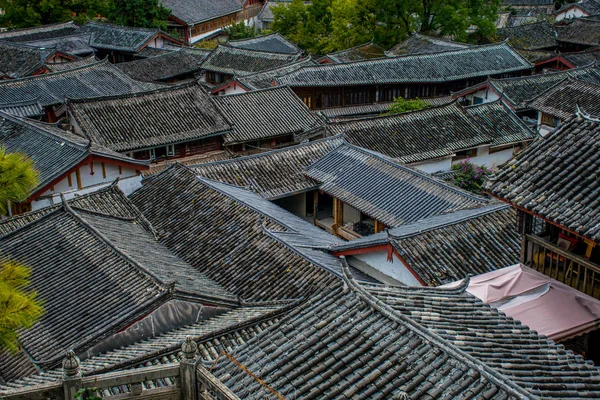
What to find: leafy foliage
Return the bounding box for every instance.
[0,260,43,353]
[110,0,170,29]
[272,0,501,52]
[0,147,39,216]
[0,0,111,28]
[74,387,102,400]
[195,39,218,49]
[385,97,429,115]
[225,21,259,40]
[451,160,491,194]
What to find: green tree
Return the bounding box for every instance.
[328,0,376,51]
[418,0,500,41]
[0,260,43,352]
[451,160,491,194]
[225,21,259,40]
[272,0,332,54]
[0,147,39,216]
[385,97,429,115]
[110,0,170,29]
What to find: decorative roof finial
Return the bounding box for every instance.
[62,350,81,378]
[181,336,198,360]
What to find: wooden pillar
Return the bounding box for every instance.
[75,168,82,190]
[333,198,343,234]
[180,337,198,400]
[374,220,385,234]
[101,162,106,179]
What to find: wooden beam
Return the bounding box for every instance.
[333,198,344,235]
[75,168,82,190]
[374,220,385,234]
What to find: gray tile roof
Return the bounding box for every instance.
[201,45,302,76]
[327,101,534,163]
[388,204,520,285]
[563,47,600,67]
[361,278,600,398]
[76,22,180,52]
[305,143,488,227]
[194,136,343,199]
[556,0,600,16]
[463,100,537,146]
[130,164,340,301]
[318,96,454,120]
[330,204,521,285]
[22,34,95,56]
[212,86,325,145]
[210,276,535,399]
[277,43,532,87]
[488,114,600,242]
[235,57,316,90]
[0,98,43,118]
[68,83,231,152]
[0,112,147,198]
[161,0,241,25]
[555,18,600,46]
[0,204,169,379]
[0,42,50,78]
[496,21,557,50]
[115,50,203,82]
[0,59,162,107]
[527,78,600,120]
[0,302,289,394]
[320,41,386,63]
[460,64,600,109]
[257,0,292,23]
[227,32,302,54]
[0,182,140,235]
[45,55,99,72]
[387,33,471,56]
[0,21,78,42]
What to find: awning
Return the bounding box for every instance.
[443,264,600,341]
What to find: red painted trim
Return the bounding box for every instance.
[332,244,389,256]
[535,55,576,70]
[28,155,148,201]
[211,79,250,94]
[391,248,428,286]
[333,243,427,286]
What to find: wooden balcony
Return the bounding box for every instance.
[523,234,600,299]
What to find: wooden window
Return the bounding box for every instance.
[149,148,156,160]
[541,112,558,127]
[454,148,477,161]
[167,144,175,156]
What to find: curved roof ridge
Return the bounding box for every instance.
[66,80,197,104]
[328,142,489,202]
[339,258,537,399]
[61,196,173,290]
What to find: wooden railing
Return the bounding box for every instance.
[523,234,600,299]
[196,365,241,400]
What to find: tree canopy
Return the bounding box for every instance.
[0,0,170,29]
[109,0,170,29]
[0,260,43,353]
[385,97,430,115]
[0,147,39,216]
[272,0,501,53]
[225,21,259,40]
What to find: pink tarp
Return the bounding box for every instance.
[443,264,600,341]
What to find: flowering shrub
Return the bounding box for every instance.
[451,159,491,195]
